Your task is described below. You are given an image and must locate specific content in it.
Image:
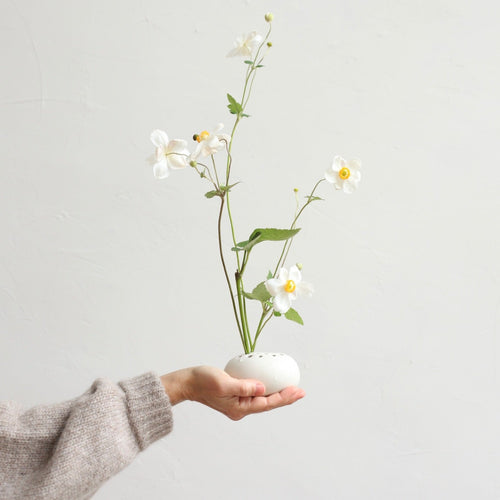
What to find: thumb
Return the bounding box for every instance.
[231,378,266,397]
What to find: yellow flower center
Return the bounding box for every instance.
[339,167,350,180]
[197,130,210,142]
[284,280,296,293]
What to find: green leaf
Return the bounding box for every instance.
[305,196,324,202]
[243,282,271,302]
[273,311,282,317]
[227,93,243,115]
[219,182,240,193]
[231,240,248,252]
[241,113,250,118]
[267,270,273,279]
[255,64,264,68]
[204,190,220,199]
[244,60,254,65]
[284,308,304,325]
[233,228,301,252]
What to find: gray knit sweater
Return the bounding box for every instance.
[0,372,173,499]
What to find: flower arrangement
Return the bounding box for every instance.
[149,13,361,355]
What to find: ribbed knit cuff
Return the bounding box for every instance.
[119,372,174,451]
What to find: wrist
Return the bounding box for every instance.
[160,368,193,405]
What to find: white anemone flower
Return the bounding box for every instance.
[226,31,263,58]
[324,156,362,194]
[150,129,189,179]
[191,124,230,160]
[265,265,314,314]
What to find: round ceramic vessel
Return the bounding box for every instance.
[224,352,300,396]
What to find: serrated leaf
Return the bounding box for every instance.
[227,93,243,115]
[243,282,271,302]
[284,308,304,325]
[204,190,219,199]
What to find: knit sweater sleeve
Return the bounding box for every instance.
[0,372,173,500]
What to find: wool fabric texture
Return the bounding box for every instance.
[0,372,173,499]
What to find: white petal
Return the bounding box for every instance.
[265,278,285,297]
[150,129,169,149]
[347,158,361,171]
[146,153,157,166]
[213,123,224,133]
[332,155,345,172]
[296,281,314,297]
[288,265,302,283]
[333,178,343,190]
[226,46,244,57]
[273,292,292,314]
[167,153,188,169]
[324,165,337,184]
[343,179,358,194]
[190,143,202,160]
[153,159,170,179]
[167,139,188,152]
[278,267,289,282]
[218,133,231,145]
[166,140,189,169]
[247,32,263,49]
[350,169,361,182]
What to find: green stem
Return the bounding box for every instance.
[251,308,273,351]
[273,178,325,276]
[217,196,244,348]
[210,155,221,187]
[220,25,273,352]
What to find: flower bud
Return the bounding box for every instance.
[189,160,197,167]
[192,134,199,142]
[293,188,299,193]
[265,12,274,22]
[296,262,303,270]
[267,41,272,48]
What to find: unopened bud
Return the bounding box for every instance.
[267,41,272,48]
[296,262,303,270]
[265,12,274,22]
[189,160,197,167]
[293,188,299,193]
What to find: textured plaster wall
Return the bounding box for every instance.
[1,0,499,498]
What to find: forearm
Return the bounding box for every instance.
[0,373,173,500]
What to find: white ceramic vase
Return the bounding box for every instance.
[224,352,300,396]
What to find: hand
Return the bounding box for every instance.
[160,366,305,421]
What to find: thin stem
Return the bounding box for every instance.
[251,308,273,351]
[273,178,325,276]
[210,155,221,187]
[191,161,218,189]
[220,24,273,352]
[217,196,244,347]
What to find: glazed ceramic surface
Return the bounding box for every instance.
[224,352,300,396]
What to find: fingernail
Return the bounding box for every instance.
[255,383,265,393]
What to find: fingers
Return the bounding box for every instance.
[250,386,306,413]
[235,386,306,419]
[230,378,266,398]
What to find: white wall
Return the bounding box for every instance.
[1,0,499,498]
